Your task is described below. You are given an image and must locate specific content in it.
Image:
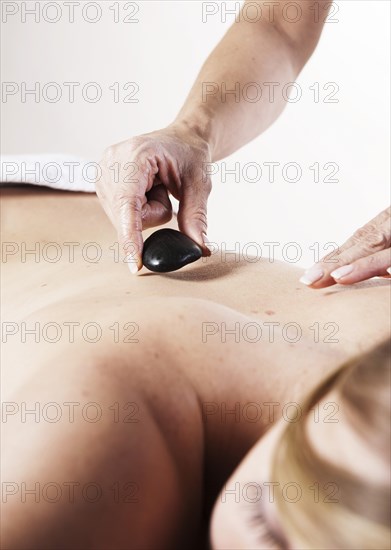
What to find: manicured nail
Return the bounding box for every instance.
[387,267,391,275]
[299,266,324,285]
[128,261,139,275]
[330,265,354,280]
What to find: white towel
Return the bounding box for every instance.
[0,154,96,192]
[0,153,179,213]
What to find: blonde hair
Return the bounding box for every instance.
[272,340,391,549]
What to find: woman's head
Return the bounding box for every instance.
[211,340,390,549]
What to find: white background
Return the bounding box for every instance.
[1,0,390,267]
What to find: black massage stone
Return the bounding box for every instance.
[142,229,202,273]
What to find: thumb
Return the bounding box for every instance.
[177,178,212,256]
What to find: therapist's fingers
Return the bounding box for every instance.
[324,206,391,259]
[177,176,212,255]
[115,186,173,274]
[327,248,391,284]
[117,194,145,274]
[300,207,391,288]
[95,151,147,272]
[142,184,173,228]
[115,157,154,273]
[97,126,213,273]
[117,170,173,272]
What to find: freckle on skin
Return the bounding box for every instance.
[251,310,259,314]
[265,310,275,316]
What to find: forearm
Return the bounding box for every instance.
[174,0,329,161]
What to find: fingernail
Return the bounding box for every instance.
[330,264,354,280]
[128,262,139,275]
[202,233,214,253]
[387,267,391,275]
[299,266,324,285]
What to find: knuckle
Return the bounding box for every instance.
[353,224,389,250]
[128,137,146,156]
[357,252,385,272]
[129,136,156,156]
[116,194,144,214]
[191,207,208,228]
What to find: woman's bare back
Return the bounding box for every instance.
[1,187,390,549]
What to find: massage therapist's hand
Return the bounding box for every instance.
[96,123,212,273]
[300,207,391,288]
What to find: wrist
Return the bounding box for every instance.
[172,106,218,159]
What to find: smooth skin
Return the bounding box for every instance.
[1,188,390,549]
